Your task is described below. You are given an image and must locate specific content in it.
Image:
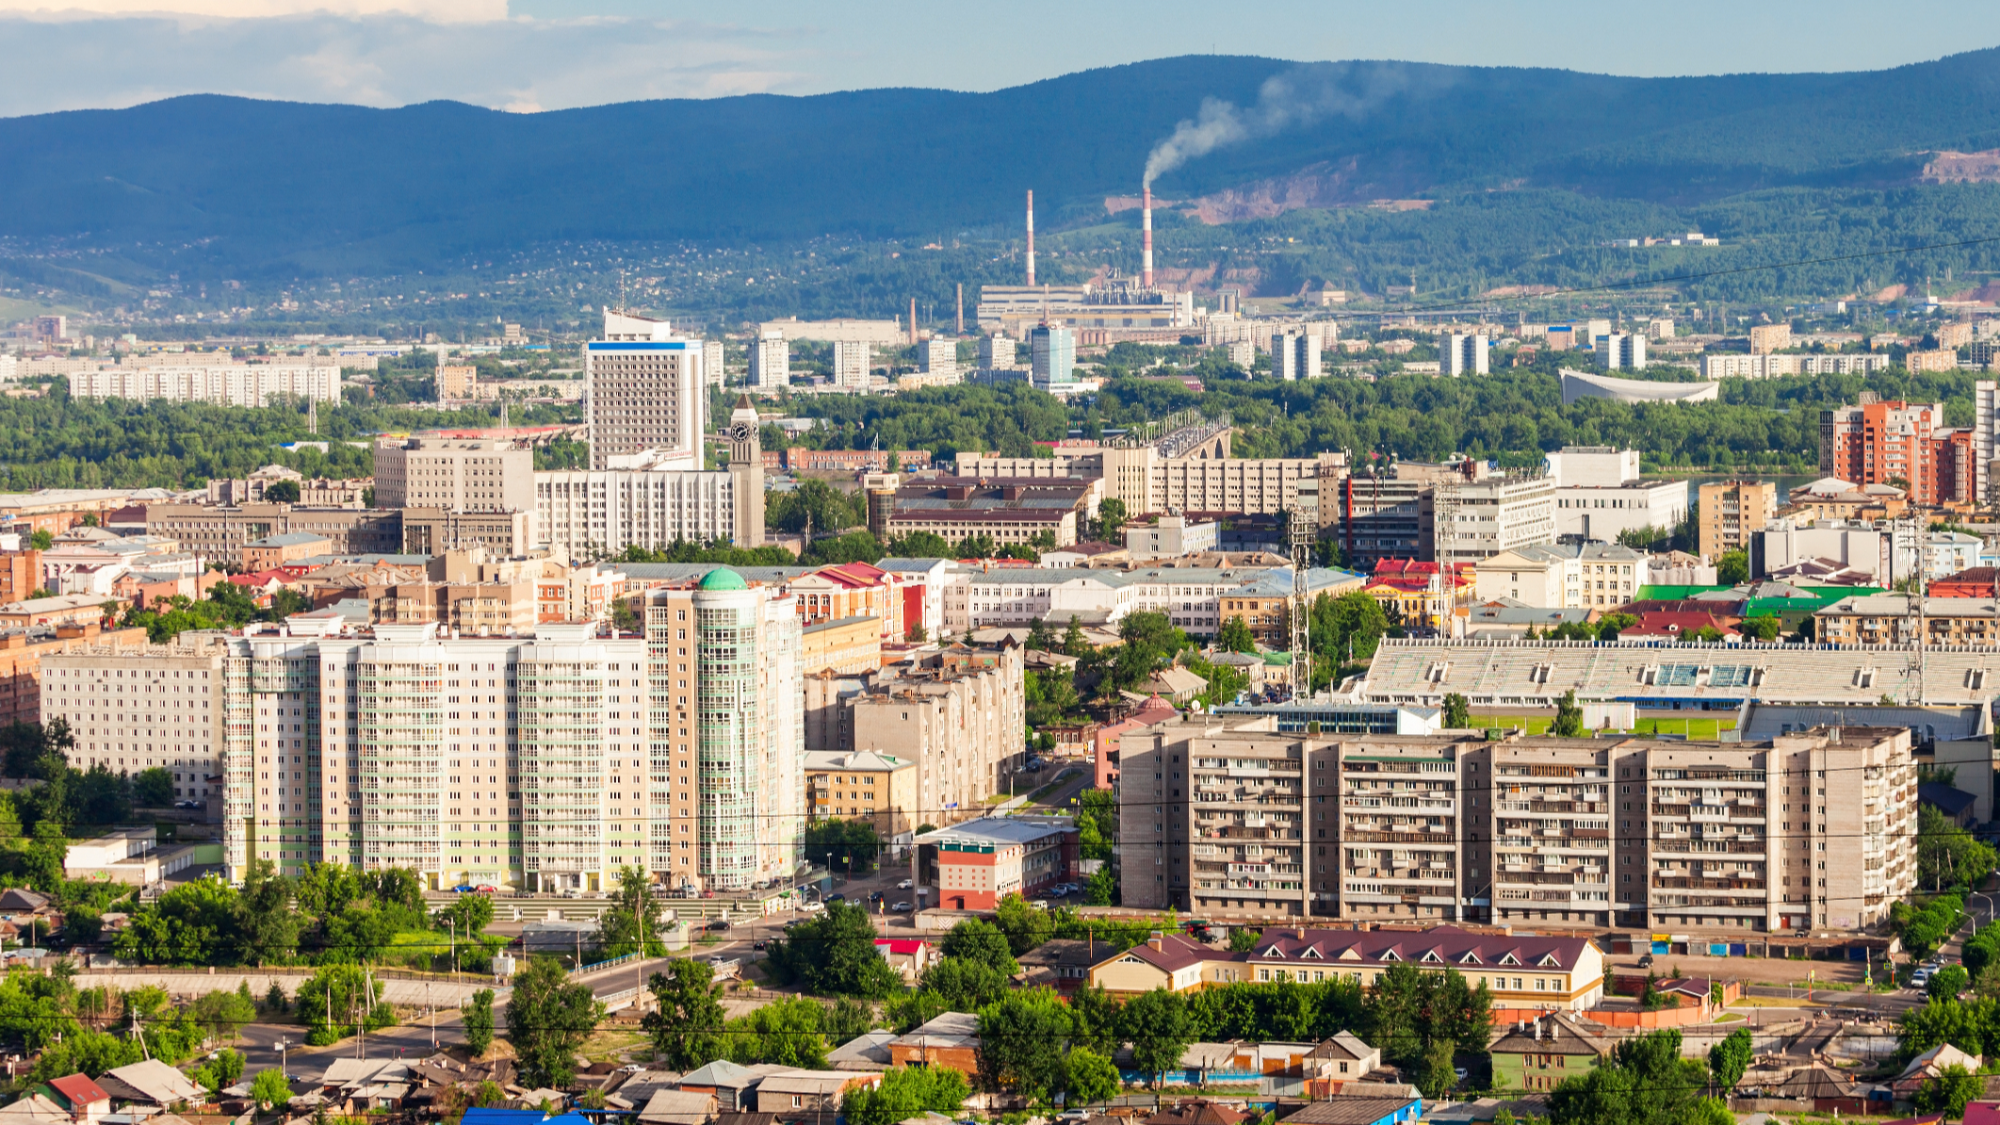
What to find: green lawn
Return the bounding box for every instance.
[1470,714,1737,740]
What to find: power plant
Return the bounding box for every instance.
[978,183,1192,342]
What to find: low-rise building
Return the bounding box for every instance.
[912,816,1076,911]
[883,475,1100,548]
[242,532,335,572]
[1489,1014,1612,1093]
[800,616,881,675]
[806,750,919,848]
[1816,594,2000,646]
[145,503,401,566]
[1474,542,1643,609]
[1127,515,1221,560]
[886,1012,981,1075]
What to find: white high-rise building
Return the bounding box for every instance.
[749,330,790,389]
[1976,379,2000,505]
[1443,333,1490,376]
[585,309,706,470]
[703,340,726,388]
[980,333,1018,370]
[831,340,871,388]
[1271,331,1323,380]
[919,338,959,382]
[1594,333,1647,370]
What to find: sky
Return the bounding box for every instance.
[2,0,1999,118]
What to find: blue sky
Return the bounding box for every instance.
[1,0,1997,117]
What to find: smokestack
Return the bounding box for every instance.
[1026,190,1036,287]
[956,283,964,335]
[1142,185,1154,289]
[910,297,917,346]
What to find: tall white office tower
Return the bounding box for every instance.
[1443,333,1491,376]
[585,308,705,470]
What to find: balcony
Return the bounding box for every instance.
[1653,877,1768,892]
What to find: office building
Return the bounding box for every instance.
[535,465,739,558]
[1118,716,1915,933]
[1442,333,1489,376]
[1125,514,1220,560]
[919,339,959,383]
[1271,331,1322,381]
[1542,450,1685,544]
[914,817,1076,911]
[1030,325,1076,390]
[1696,480,1777,561]
[68,362,340,408]
[585,309,706,470]
[144,504,400,567]
[373,438,533,514]
[1593,333,1646,370]
[400,508,532,558]
[831,340,871,389]
[749,330,790,390]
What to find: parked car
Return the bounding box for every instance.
[173,800,199,809]
[891,901,914,913]
[897,878,914,890]
[450,884,477,893]
[752,940,768,951]
[799,900,825,914]
[1912,968,1933,988]
[706,919,732,932]
[868,891,886,903]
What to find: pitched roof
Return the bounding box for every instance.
[1277,1097,1423,1125]
[1147,1099,1246,1125]
[1098,931,1229,975]
[1489,1014,1611,1058]
[1920,783,1979,818]
[47,1075,111,1108]
[1246,925,1593,973]
[889,1011,979,1048]
[825,1030,895,1071]
[1776,1063,1856,1100]
[97,1059,205,1105]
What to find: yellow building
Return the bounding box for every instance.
[801,615,883,675]
[805,750,920,845]
[1696,480,1777,560]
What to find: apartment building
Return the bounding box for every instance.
[436,365,477,400]
[831,340,871,389]
[1700,353,1890,379]
[65,568,803,893]
[1695,480,1777,561]
[800,616,882,676]
[43,638,228,807]
[919,338,960,383]
[1442,334,1489,376]
[373,439,533,513]
[1748,324,1792,354]
[1474,542,1643,609]
[749,329,790,389]
[144,504,401,567]
[586,309,707,470]
[805,750,920,847]
[1119,718,1914,934]
[1821,399,1947,505]
[1814,594,2000,646]
[534,465,739,557]
[1593,333,1646,371]
[0,620,149,728]
[806,645,1026,822]
[67,362,340,407]
[1271,331,1323,381]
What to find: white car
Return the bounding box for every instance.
[798,900,824,914]
[897,878,913,890]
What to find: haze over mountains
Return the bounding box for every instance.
[7,49,2000,279]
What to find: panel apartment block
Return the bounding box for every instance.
[146,504,401,567]
[1119,719,1916,935]
[373,438,534,513]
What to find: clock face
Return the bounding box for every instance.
[729,421,755,441]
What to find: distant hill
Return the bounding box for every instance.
[8,49,2000,277]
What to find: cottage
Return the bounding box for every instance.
[93,1061,205,1109]
[750,1071,881,1114]
[637,1090,717,1125]
[1488,1014,1611,1093]
[886,1012,981,1075]
[825,1031,895,1073]
[43,1076,111,1125]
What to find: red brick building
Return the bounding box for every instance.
[913,816,1077,911]
[1820,399,1969,506]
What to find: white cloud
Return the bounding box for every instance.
[0,12,815,115]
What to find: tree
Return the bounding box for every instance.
[804,818,881,875]
[977,988,1073,1101]
[1917,805,1998,891]
[1096,498,1128,541]
[236,860,301,965]
[1547,1029,1706,1125]
[1929,964,1971,1000]
[644,960,725,1069]
[130,768,175,807]
[1738,614,1781,642]
[1551,689,1585,737]
[463,988,496,1056]
[1062,615,1088,656]
[1228,927,1260,953]
[1707,1027,1752,1094]
[506,956,605,1087]
[766,902,901,998]
[1417,1038,1458,1100]
[28,530,51,551]
[1064,1047,1122,1107]
[1442,692,1471,729]
[1917,1064,1984,1118]
[915,958,1012,1011]
[725,997,833,1068]
[262,480,301,503]
[249,1069,293,1112]
[993,893,1055,956]
[595,866,662,960]
[1123,987,1195,1088]
[1716,549,1749,584]
[842,1066,971,1125]
[1216,617,1257,654]
[939,919,1019,975]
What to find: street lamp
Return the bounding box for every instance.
[276,1037,291,1081]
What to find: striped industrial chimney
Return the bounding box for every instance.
[1025,190,1036,287]
[1142,186,1154,289]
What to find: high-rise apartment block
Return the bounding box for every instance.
[586,309,706,471]
[703,340,726,388]
[831,340,872,389]
[979,333,1018,371]
[1119,718,1916,933]
[58,567,805,894]
[1271,331,1323,381]
[919,339,960,383]
[1820,399,1948,505]
[1695,480,1777,560]
[436,365,478,400]
[1030,325,1077,390]
[1593,333,1646,370]
[68,362,340,408]
[1748,323,1792,354]
[1442,333,1489,376]
[749,330,790,389]
[373,438,533,514]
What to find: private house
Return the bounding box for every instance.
[1488,1014,1612,1093]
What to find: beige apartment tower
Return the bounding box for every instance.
[1119,719,1915,934]
[1697,480,1777,561]
[373,438,533,513]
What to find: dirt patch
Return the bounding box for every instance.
[1922,150,2000,183]
[1607,951,1870,985]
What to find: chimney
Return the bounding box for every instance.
[1142,185,1155,289]
[1534,1018,1542,1041]
[1025,190,1036,287]
[910,298,918,346]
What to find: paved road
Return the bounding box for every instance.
[235,1017,471,1082]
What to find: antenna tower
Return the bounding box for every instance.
[1289,481,1319,700]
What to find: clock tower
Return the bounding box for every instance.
[727,394,765,548]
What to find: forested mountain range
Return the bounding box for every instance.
[10,48,2000,280]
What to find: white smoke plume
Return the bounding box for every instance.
[1143,63,1417,188]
